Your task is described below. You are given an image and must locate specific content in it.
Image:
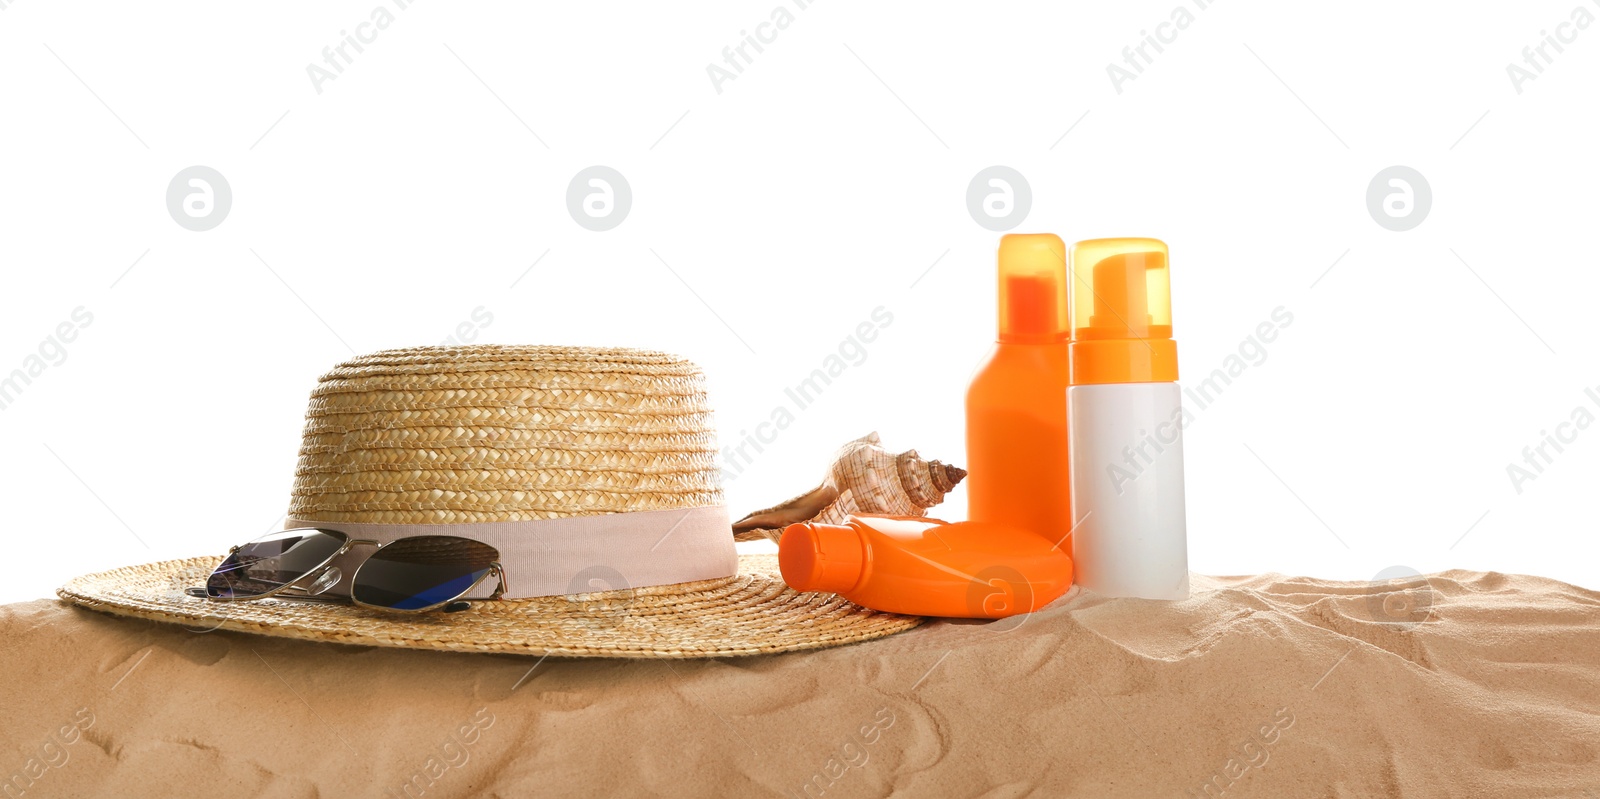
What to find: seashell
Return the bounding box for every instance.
[732,432,966,542]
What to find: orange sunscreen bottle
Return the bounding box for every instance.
[779,515,1074,618]
[965,233,1073,544]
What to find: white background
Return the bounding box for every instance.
[1,1,1596,604]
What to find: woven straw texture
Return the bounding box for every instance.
[59,554,920,658]
[291,345,724,523]
[57,345,924,657]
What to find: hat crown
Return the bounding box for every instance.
[288,345,723,525]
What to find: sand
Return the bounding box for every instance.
[2,570,1598,798]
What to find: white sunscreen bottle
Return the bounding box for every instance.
[1067,238,1190,600]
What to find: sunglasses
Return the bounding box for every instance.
[186,528,507,613]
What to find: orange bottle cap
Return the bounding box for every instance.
[779,523,865,594]
[997,233,1069,343]
[1069,237,1178,384]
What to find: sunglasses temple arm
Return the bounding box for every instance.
[488,562,508,600]
[258,589,352,605]
[452,563,508,605]
[185,585,353,605]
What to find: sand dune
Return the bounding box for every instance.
[2,568,1597,797]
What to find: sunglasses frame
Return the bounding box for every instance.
[196,528,508,614]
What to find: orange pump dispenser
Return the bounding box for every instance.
[779,515,1074,618]
[1068,238,1178,385]
[965,233,1074,545]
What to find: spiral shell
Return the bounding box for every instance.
[732,432,966,542]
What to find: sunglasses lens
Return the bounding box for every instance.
[207,529,347,599]
[351,536,499,611]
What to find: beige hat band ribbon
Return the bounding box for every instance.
[285,505,737,600]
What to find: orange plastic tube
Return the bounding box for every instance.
[965,234,1073,545]
[779,515,1074,618]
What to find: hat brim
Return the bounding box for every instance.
[57,554,922,658]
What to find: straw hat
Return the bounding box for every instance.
[59,345,921,658]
